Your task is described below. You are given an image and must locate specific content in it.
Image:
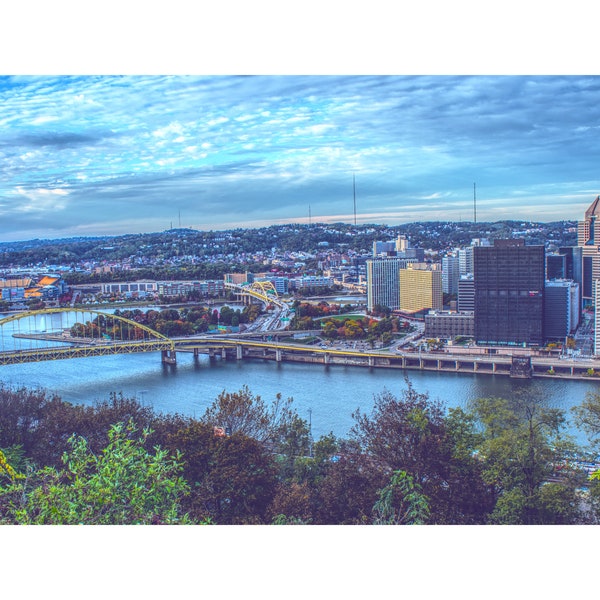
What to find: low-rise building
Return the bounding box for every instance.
[424,310,474,339]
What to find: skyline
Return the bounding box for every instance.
[2,75,600,242]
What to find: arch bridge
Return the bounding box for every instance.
[0,308,175,365]
[224,281,286,308]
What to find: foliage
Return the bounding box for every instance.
[0,385,156,469]
[572,391,600,450]
[472,392,585,524]
[160,420,278,524]
[0,449,24,482]
[200,385,300,451]
[372,470,430,524]
[271,513,310,525]
[0,378,596,525]
[311,440,385,524]
[1,421,192,525]
[349,380,494,524]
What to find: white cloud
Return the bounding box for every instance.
[31,115,60,125]
[207,116,229,127]
[12,186,70,213]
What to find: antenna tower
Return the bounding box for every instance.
[473,183,477,224]
[353,173,357,225]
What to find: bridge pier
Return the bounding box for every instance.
[221,348,227,360]
[237,345,243,360]
[368,355,374,367]
[276,348,282,362]
[162,349,177,364]
[324,352,330,365]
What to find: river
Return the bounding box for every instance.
[1,348,599,444]
[1,308,599,443]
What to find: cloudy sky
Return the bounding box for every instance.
[1,1,599,243]
[2,74,600,242]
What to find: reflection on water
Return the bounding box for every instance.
[1,309,597,443]
[0,350,597,443]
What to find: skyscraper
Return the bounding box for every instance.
[442,255,460,294]
[399,265,442,314]
[544,280,580,340]
[458,246,474,276]
[458,274,475,312]
[546,253,567,280]
[577,195,600,305]
[474,239,545,346]
[366,257,415,312]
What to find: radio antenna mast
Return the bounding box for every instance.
[473,183,477,224]
[353,173,357,226]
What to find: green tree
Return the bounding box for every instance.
[2,421,192,525]
[572,391,600,450]
[372,470,430,524]
[572,392,600,522]
[161,420,278,524]
[473,393,584,524]
[200,386,299,451]
[349,381,494,524]
[314,439,384,524]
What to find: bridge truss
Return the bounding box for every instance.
[0,308,174,365]
[224,281,286,308]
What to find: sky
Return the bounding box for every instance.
[2,5,600,243]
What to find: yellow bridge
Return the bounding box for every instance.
[224,281,285,308]
[0,308,176,365]
[1,308,599,381]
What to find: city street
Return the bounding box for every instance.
[574,313,595,357]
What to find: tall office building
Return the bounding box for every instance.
[578,196,600,305]
[458,246,474,276]
[399,265,442,314]
[544,280,580,341]
[458,274,475,312]
[458,238,489,277]
[595,280,600,356]
[546,253,567,280]
[442,255,460,294]
[396,235,409,253]
[474,239,545,346]
[366,257,415,311]
[558,246,583,284]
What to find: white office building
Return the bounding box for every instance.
[366,257,416,312]
[442,255,460,294]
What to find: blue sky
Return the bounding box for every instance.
[2,75,600,242]
[1,6,600,242]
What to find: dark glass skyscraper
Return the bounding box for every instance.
[474,239,545,346]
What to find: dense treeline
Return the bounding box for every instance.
[69,305,262,340]
[1,381,599,525]
[0,221,577,273]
